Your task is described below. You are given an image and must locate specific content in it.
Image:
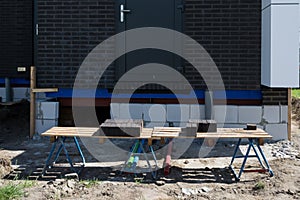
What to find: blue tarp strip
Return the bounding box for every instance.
[0,78,29,85]
[46,88,262,100]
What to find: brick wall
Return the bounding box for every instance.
[36,0,286,105]
[184,0,261,90]
[261,87,288,105]
[37,0,115,88]
[0,0,33,78]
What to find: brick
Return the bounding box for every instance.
[36,0,266,95]
[99,119,143,137]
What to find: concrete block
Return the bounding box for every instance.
[190,104,205,120]
[214,105,238,123]
[167,104,190,122]
[238,106,262,123]
[143,104,166,122]
[36,119,58,135]
[110,103,120,119]
[280,105,288,123]
[263,106,280,123]
[13,88,30,101]
[36,101,59,119]
[265,123,288,141]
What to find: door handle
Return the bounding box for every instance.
[120,4,131,23]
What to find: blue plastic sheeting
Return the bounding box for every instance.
[46,88,262,100]
[0,78,29,85]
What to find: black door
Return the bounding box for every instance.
[115,0,184,79]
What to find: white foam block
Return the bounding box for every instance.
[238,106,262,123]
[280,105,288,123]
[36,101,59,119]
[190,104,205,120]
[13,88,30,101]
[110,103,120,119]
[265,123,288,141]
[167,104,190,122]
[143,104,166,122]
[119,103,143,119]
[263,106,280,123]
[214,105,238,123]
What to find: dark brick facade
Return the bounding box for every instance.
[36,0,286,105]
[261,87,288,105]
[184,0,261,90]
[37,0,115,88]
[0,0,33,78]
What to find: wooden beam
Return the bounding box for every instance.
[30,66,36,138]
[32,88,58,93]
[288,88,292,141]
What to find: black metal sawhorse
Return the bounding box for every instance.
[229,138,274,181]
[42,136,85,176]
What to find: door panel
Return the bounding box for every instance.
[115,0,184,79]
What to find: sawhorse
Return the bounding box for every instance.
[42,136,85,175]
[229,138,274,181]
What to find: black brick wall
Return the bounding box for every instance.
[261,87,288,105]
[36,0,286,105]
[0,0,33,78]
[184,0,261,90]
[37,0,115,88]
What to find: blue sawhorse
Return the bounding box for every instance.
[42,136,85,176]
[229,138,274,181]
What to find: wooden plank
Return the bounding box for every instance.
[32,88,58,93]
[41,127,272,140]
[30,66,36,138]
[288,88,292,140]
[41,127,153,139]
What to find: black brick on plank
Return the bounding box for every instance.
[99,119,143,137]
[189,119,217,133]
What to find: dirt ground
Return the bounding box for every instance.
[1,101,300,200]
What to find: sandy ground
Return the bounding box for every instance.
[0,101,300,199]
